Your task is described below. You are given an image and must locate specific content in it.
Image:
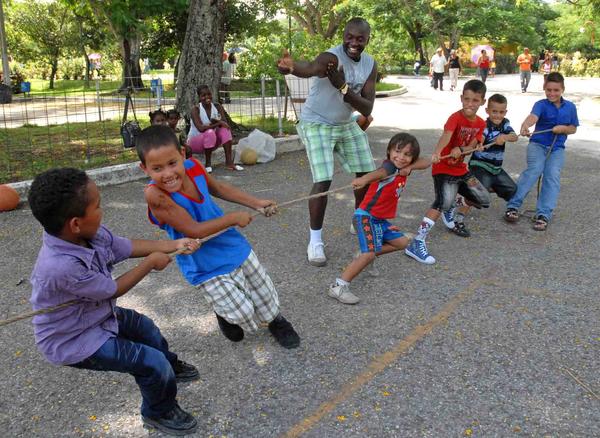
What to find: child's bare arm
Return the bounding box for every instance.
[352,167,388,189]
[432,130,453,162]
[112,252,172,298]
[553,125,577,135]
[145,185,252,239]
[206,173,276,212]
[408,157,432,171]
[520,114,539,136]
[129,238,200,258]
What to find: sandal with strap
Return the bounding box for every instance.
[504,208,519,223]
[533,216,548,231]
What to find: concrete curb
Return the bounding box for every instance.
[375,86,407,98]
[8,135,304,201]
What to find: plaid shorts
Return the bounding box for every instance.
[297,121,375,183]
[195,251,280,332]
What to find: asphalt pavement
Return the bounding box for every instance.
[0,73,598,437]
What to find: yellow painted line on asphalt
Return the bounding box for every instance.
[281,278,490,438]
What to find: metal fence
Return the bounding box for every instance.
[0,77,307,184]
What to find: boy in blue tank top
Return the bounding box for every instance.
[136,125,300,349]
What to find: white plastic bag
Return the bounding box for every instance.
[234,129,276,164]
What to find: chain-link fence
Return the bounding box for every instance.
[0,77,303,184]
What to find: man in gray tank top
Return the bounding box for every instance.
[277,18,377,267]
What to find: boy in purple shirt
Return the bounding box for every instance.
[28,168,201,436]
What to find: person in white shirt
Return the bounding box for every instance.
[430,48,448,91]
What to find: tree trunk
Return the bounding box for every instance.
[176,0,225,118]
[83,51,91,88]
[119,33,144,90]
[49,58,58,90]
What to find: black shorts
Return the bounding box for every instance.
[469,165,517,201]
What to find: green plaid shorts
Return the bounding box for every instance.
[297,121,375,183]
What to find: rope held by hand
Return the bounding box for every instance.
[438,128,555,161]
[0,184,356,327]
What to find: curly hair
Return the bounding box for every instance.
[136,125,181,164]
[28,168,90,235]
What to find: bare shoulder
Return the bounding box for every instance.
[144,185,173,211]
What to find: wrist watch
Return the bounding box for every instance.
[339,83,349,95]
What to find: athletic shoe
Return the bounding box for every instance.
[354,251,379,277]
[215,313,244,342]
[171,360,200,382]
[349,221,357,235]
[328,283,360,304]
[441,208,455,229]
[205,166,213,174]
[268,315,300,349]
[142,403,198,436]
[307,241,326,266]
[450,222,471,238]
[404,239,436,264]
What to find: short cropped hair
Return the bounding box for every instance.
[136,125,181,164]
[488,93,507,105]
[196,84,211,95]
[28,168,90,236]
[387,132,420,164]
[345,17,370,35]
[463,79,486,98]
[545,72,565,87]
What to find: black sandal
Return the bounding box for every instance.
[533,216,548,231]
[504,208,519,223]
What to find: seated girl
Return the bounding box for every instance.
[187,85,243,173]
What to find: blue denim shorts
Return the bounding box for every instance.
[353,212,404,253]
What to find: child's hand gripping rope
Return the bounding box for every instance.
[437,128,555,161]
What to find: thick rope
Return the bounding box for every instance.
[0,129,559,326]
[0,184,355,327]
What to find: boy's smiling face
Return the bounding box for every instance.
[486,100,508,125]
[461,89,486,119]
[141,144,186,193]
[544,80,564,104]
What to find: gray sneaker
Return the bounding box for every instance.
[328,283,360,304]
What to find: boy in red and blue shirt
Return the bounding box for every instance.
[328,133,430,305]
[405,79,491,265]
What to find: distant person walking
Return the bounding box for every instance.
[477,49,490,83]
[430,48,447,91]
[517,48,533,93]
[448,50,461,91]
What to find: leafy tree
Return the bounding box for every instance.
[65,0,187,90]
[7,1,79,89]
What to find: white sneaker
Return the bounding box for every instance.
[328,283,360,304]
[349,221,357,235]
[307,242,326,266]
[205,166,213,174]
[354,251,379,277]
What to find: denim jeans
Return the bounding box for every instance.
[520,70,531,91]
[507,142,565,220]
[71,307,178,417]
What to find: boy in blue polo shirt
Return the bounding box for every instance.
[505,72,579,231]
[28,168,201,435]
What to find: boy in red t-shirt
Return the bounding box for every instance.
[405,79,491,265]
[328,133,430,304]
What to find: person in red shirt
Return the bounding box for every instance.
[405,80,491,265]
[328,133,430,304]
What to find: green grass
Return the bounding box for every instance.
[375,82,403,91]
[0,115,297,184]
